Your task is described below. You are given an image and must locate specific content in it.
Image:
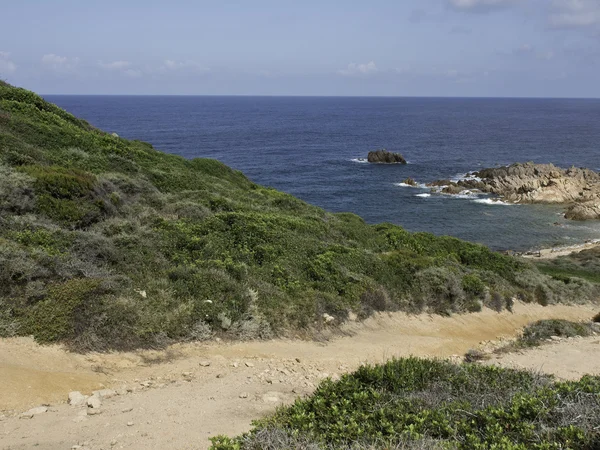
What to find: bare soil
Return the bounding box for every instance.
[1,302,597,450]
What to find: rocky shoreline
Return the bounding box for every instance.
[426,162,600,220]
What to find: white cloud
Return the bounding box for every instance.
[124,68,142,78]
[0,51,16,74]
[447,0,522,13]
[548,0,600,28]
[161,59,209,73]
[338,61,378,76]
[41,54,79,72]
[511,44,555,60]
[42,54,67,65]
[98,60,131,70]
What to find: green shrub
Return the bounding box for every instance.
[461,273,485,296]
[0,164,36,213]
[20,278,103,343]
[212,358,600,449]
[519,319,594,347]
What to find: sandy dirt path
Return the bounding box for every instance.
[487,335,600,380]
[0,302,597,450]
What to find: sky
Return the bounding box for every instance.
[1,0,600,97]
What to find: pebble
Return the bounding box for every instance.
[127,421,134,427]
[122,407,133,413]
[87,395,102,409]
[239,392,249,399]
[68,391,88,407]
[199,360,211,367]
[245,361,254,367]
[92,389,117,400]
[20,406,48,419]
[262,392,283,403]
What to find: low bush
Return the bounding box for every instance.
[210,358,600,449]
[519,319,594,347]
[496,319,596,354]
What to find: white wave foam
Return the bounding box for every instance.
[416,193,431,198]
[452,193,480,199]
[472,198,511,206]
[394,182,428,189]
[450,173,483,183]
[350,158,369,164]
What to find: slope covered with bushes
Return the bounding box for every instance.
[210,358,600,449]
[0,82,596,350]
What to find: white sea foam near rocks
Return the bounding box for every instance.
[416,193,431,198]
[350,158,413,164]
[472,198,512,206]
[446,191,480,199]
[394,182,428,188]
[450,173,483,183]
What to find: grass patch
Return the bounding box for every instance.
[209,357,600,449]
[534,248,600,284]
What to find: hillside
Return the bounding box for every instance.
[0,82,597,351]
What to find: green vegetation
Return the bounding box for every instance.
[495,319,598,354]
[210,358,600,449]
[535,248,600,284]
[0,83,598,350]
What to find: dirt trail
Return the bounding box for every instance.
[0,302,597,450]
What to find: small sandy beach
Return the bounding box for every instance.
[521,239,600,260]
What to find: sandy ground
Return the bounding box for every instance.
[521,240,600,260]
[0,302,598,450]
[487,335,600,380]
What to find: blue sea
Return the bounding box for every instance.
[46,95,600,252]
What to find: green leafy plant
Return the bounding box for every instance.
[210,358,600,449]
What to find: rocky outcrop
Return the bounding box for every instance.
[367,150,407,164]
[429,162,600,220]
[402,177,418,187]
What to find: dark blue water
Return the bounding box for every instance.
[46,95,600,251]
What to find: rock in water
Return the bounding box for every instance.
[367,149,407,164]
[429,162,600,220]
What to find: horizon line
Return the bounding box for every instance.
[42,93,600,100]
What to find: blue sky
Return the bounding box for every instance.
[1,0,599,97]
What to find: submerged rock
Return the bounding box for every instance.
[367,150,407,164]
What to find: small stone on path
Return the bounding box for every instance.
[87,395,102,409]
[20,406,48,419]
[68,391,88,407]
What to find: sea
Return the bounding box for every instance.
[45,95,600,252]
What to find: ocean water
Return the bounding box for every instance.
[46,95,600,252]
